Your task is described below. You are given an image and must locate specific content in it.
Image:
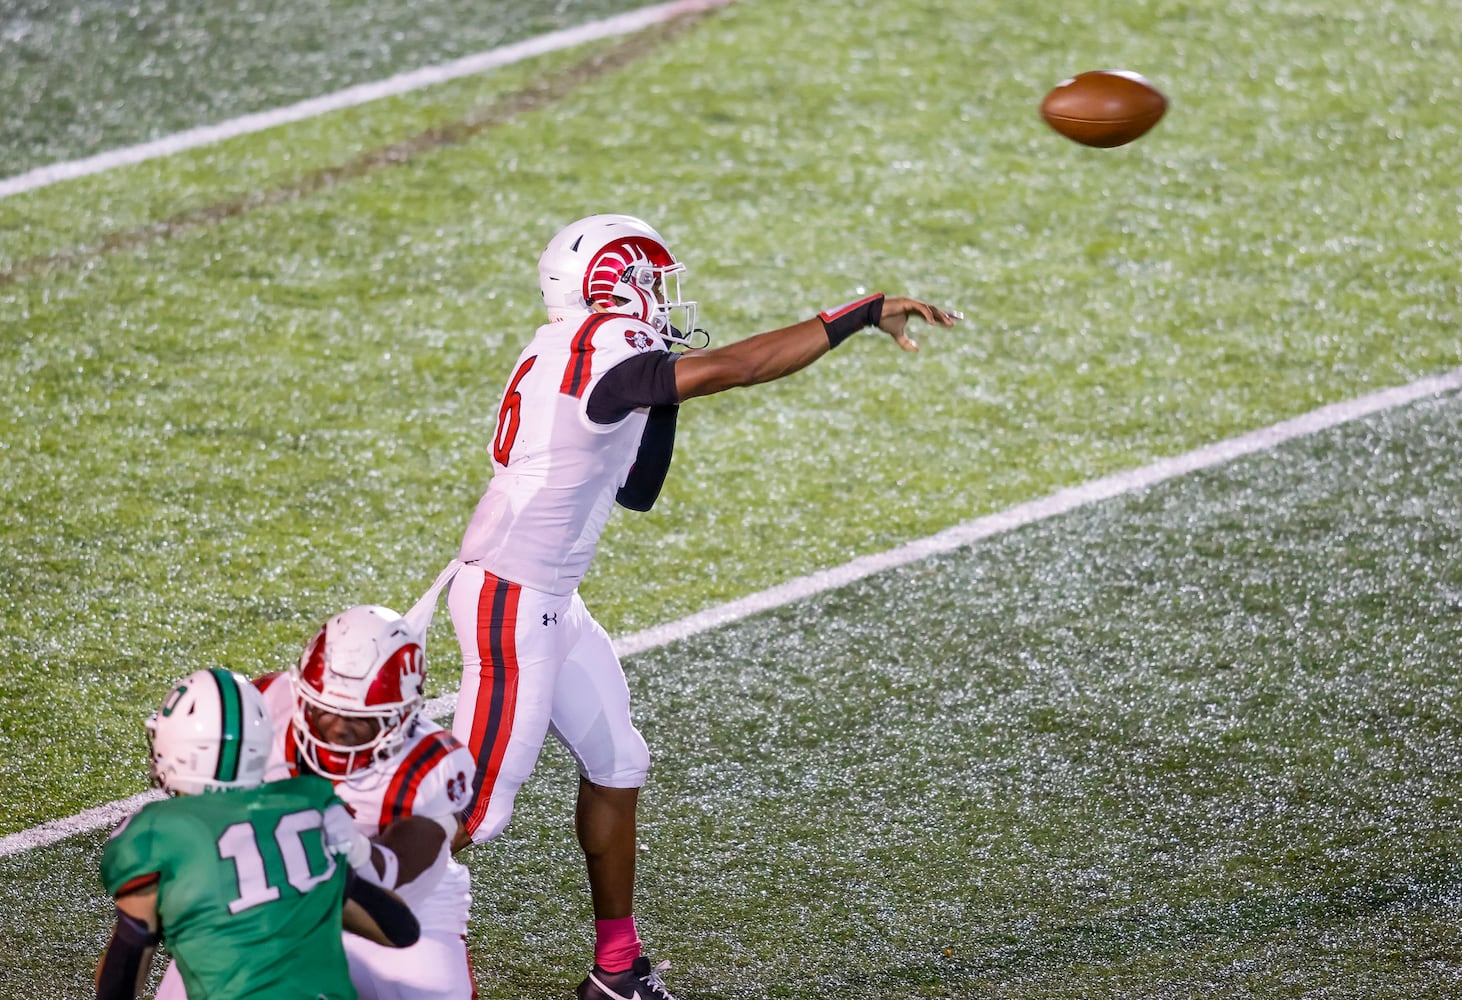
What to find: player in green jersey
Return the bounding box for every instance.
[96,668,420,1000]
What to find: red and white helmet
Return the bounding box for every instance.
[291,605,425,777]
[538,213,698,343]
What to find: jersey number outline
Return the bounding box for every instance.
[217,808,337,915]
[492,355,537,466]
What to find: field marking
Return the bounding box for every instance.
[0,0,736,201]
[4,366,1457,859]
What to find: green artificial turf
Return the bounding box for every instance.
[10,380,1455,999]
[2,0,1460,995]
[0,0,668,176]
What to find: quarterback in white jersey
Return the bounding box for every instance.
[439,213,960,1000]
[157,605,478,1000]
[457,308,671,595]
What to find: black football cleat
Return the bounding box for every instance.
[576,956,678,1000]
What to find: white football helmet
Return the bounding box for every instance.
[291,605,425,777]
[147,668,273,796]
[538,213,699,343]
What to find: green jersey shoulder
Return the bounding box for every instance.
[101,774,357,1000]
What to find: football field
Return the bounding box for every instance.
[2,0,1460,997]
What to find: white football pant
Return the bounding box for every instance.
[447,563,650,844]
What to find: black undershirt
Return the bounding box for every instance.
[587,351,682,511]
[587,351,680,424]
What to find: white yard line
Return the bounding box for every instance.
[1,793,167,858]
[4,366,1458,858]
[0,0,736,201]
[601,367,1462,660]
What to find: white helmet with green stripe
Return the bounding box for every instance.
[146,668,273,796]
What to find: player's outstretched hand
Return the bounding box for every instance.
[878,297,962,352]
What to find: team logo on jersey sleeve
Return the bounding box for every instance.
[625,328,657,353]
[446,772,469,805]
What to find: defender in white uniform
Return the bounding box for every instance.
[440,213,961,1000]
[157,605,478,1000]
[264,605,476,1000]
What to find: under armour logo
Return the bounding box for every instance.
[542,613,558,626]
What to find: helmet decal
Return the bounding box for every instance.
[207,667,244,785]
[583,236,674,311]
[364,643,422,706]
[538,214,697,338]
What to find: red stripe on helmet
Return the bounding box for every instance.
[582,235,672,309]
[298,631,327,689]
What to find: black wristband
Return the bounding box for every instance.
[819,293,885,347]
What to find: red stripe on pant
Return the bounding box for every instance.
[462,572,521,838]
[465,935,479,1000]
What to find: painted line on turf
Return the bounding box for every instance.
[0,792,167,859]
[0,0,736,201]
[3,366,1459,858]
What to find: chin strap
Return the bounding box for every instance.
[665,324,710,350]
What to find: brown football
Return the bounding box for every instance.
[1040,70,1167,148]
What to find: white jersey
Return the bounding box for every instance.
[458,312,670,595]
[255,673,476,935]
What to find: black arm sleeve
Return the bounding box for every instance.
[344,868,421,948]
[95,908,158,1000]
[616,404,679,512]
[587,352,680,424]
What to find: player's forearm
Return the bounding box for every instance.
[673,294,887,401]
[343,875,421,948]
[94,909,157,1000]
[362,814,453,889]
[673,317,830,400]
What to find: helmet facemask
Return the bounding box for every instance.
[292,686,415,778]
[621,263,702,348]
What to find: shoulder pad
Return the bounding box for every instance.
[375,730,476,827]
